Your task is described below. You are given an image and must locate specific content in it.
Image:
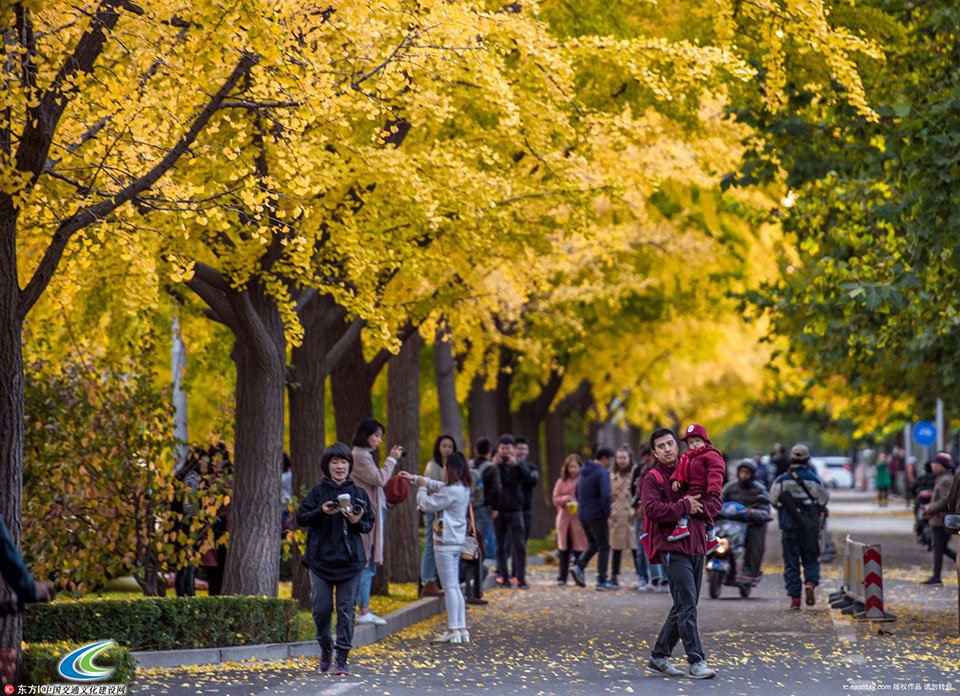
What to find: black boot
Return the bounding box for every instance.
[334,649,349,675]
[318,638,333,673]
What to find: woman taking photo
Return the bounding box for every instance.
[419,434,458,597]
[552,454,587,586]
[401,451,472,644]
[351,419,403,625]
[297,443,374,676]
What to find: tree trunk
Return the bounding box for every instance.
[331,336,374,444]
[288,300,329,609]
[468,374,498,446]
[0,198,24,661]
[495,361,513,437]
[545,381,593,508]
[512,411,552,538]
[223,289,285,597]
[385,332,423,582]
[433,327,464,449]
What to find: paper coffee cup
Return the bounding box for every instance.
[337,493,351,509]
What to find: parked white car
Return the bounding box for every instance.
[811,456,854,489]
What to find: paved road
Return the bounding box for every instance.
[132,493,960,696]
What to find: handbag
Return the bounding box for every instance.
[460,503,481,561]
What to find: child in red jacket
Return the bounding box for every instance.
[668,423,725,555]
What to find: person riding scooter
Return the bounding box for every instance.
[721,459,772,584]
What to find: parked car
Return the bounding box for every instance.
[811,456,854,489]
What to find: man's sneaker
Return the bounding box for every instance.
[634,580,648,591]
[466,596,488,605]
[356,611,387,626]
[556,579,567,586]
[333,651,349,676]
[804,582,816,606]
[596,581,617,591]
[687,661,716,679]
[318,641,333,673]
[920,577,943,585]
[654,581,670,594]
[517,582,530,590]
[570,565,586,587]
[705,538,720,556]
[647,656,684,677]
[790,597,801,610]
[667,525,690,542]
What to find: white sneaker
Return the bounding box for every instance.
[635,580,648,591]
[431,630,461,644]
[356,611,387,626]
[458,629,470,643]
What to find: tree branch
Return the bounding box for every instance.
[18,53,259,317]
[186,269,238,331]
[15,0,134,183]
[322,318,365,376]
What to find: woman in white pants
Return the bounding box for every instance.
[401,452,472,643]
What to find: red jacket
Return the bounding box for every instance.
[642,462,723,557]
[673,445,725,497]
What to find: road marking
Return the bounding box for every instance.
[313,682,362,696]
[831,612,866,664]
[252,678,361,696]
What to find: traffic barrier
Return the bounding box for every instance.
[830,535,895,622]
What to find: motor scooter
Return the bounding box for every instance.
[706,502,760,599]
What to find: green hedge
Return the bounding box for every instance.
[23,642,136,685]
[24,597,300,651]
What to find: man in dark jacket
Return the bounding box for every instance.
[721,460,772,582]
[643,428,720,680]
[570,446,615,590]
[492,434,532,589]
[769,444,830,610]
[515,437,540,548]
[771,442,791,478]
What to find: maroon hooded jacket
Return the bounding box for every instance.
[642,461,723,557]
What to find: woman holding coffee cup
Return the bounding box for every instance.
[552,454,587,586]
[297,443,374,676]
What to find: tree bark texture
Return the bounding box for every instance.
[0,198,24,656]
[384,332,423,583]
[288,299,329,608]
[221,286,285,597]
[433,328,464,449]
[331,336,374,444]
[468,374,499,447]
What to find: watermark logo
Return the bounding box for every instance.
[56,640,118,682]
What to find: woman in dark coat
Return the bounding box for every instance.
[297,443,375,676]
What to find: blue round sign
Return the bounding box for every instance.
[913,421,937,446]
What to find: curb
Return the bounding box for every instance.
[131,596,444,670]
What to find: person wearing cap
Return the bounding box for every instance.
[667,424,726,555]
[920,452,957,585]
[769,444,830,610]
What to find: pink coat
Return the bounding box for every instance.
[351,446,397,565]
[553,477,587,552]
